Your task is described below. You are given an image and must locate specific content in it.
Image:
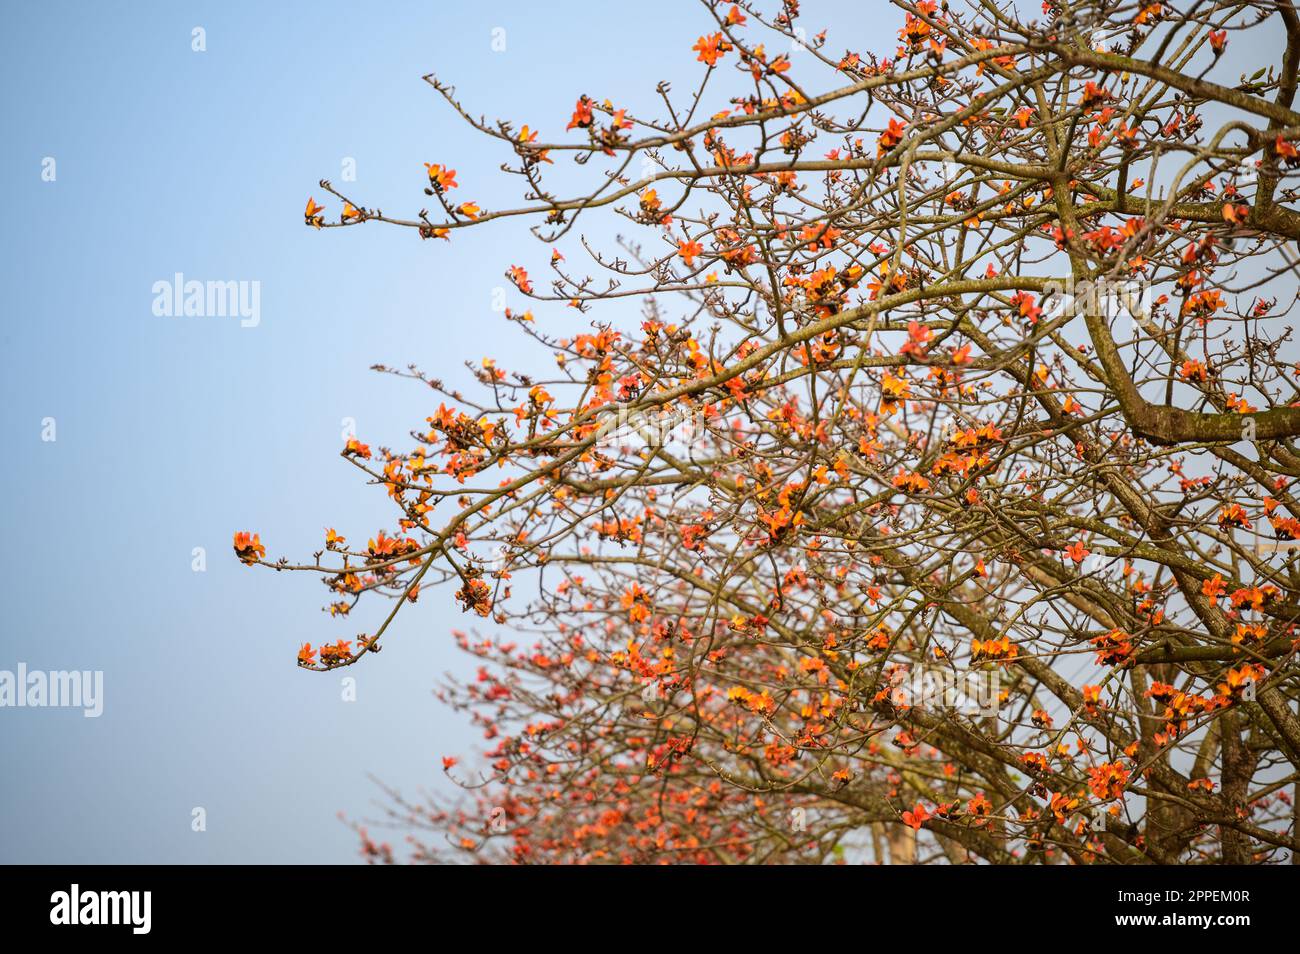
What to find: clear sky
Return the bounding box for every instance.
[0,0,885,864]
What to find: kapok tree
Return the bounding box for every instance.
[241,0,1300,863]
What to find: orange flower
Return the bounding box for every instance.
[726,685,774,714]
[507,265,533,294]
[1217,504,1249,530]
[233,531,265,565]
[455,577,493,617]
[693,32,733,66]
[319,639,353,666]
[1222,202,1249,225]
[1217,663,1265,701]
[304,197,326,229]
[1021,752,1050,773]
[892,470,931,494]
[1079,81,1111,109]
[566,95,595,131]
[677,239,704,267]
[877,117,906,157]
[297,642,316,666]
[901,803,931,831]
[638,189,671,225]
[899,13,931,50]
[1049,791,1080,824]
[879,372,911,415]
[1276,136,1300,167]
[1009,290,1042,325]
[971,635,1018,663]
[620,584,652,622]
[1091,629,1135,667]
[423,163,458,192]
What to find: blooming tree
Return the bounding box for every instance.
[241,0,1300,864]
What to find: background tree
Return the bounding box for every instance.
[241,0,1300,863]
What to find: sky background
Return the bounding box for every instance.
[0,1,1278,864]
[0,0,885,864]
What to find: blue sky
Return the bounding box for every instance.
[0,0,884,863]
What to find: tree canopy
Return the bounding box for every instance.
[241,0,1300,864]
